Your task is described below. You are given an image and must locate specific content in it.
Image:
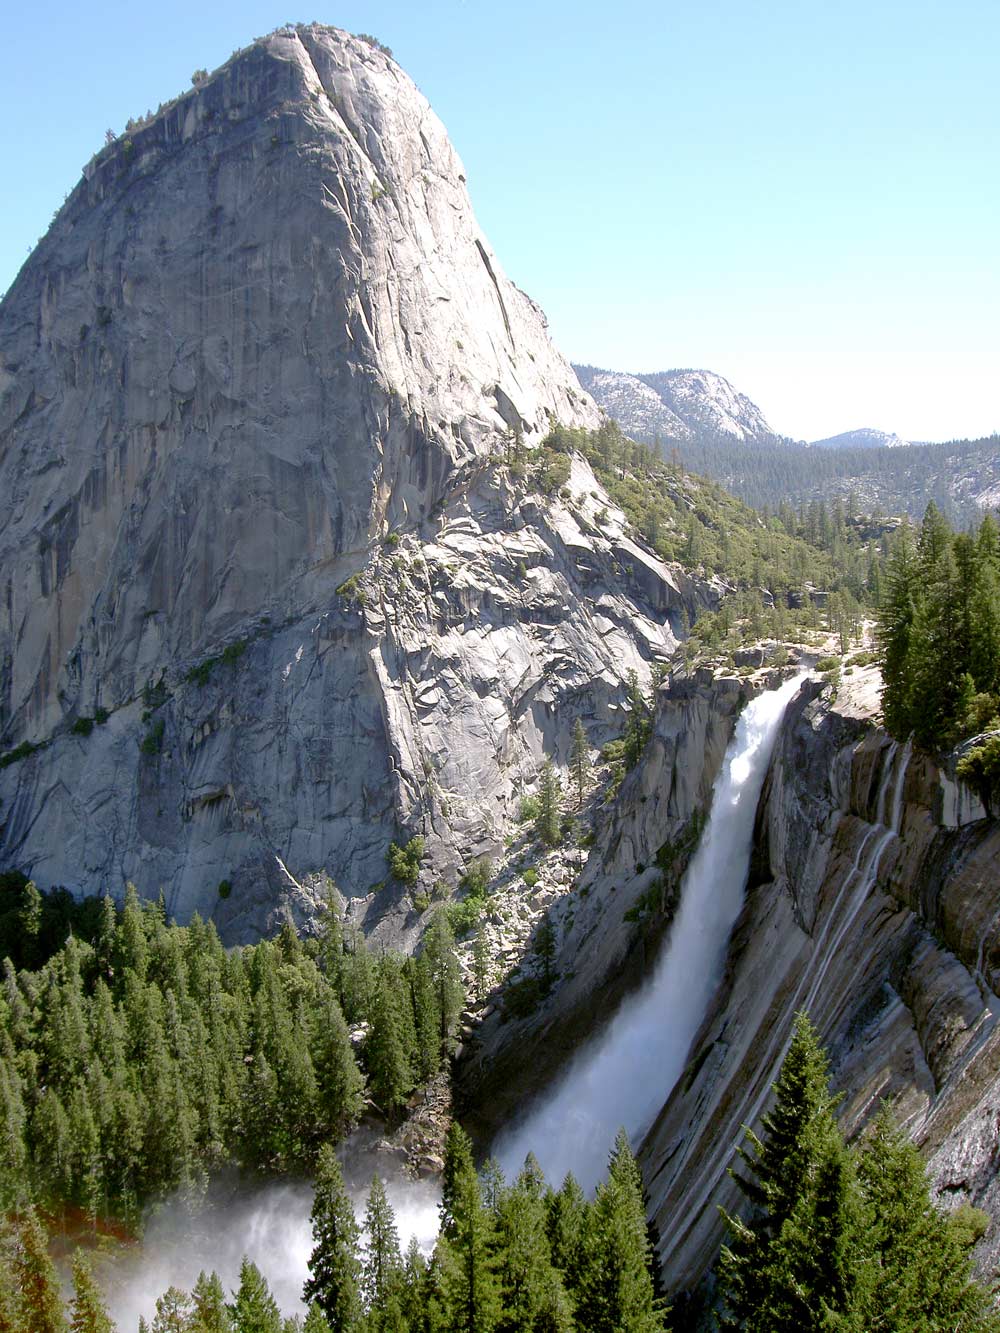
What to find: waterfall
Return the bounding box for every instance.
[105,675,805,1322]
[494,674,805,1191]
[665,727,913,1237]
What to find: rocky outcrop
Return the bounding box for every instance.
[635,664,1000,1306]
[0,24,595,746]
[573,365,779,446]
[0,25,717,937]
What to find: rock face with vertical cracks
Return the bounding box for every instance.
[0,26,709,938]
[635,666,1000,1303]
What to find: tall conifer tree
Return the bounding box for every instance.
[303,1146,363,1331]
[68,1253,115,1333]
[718,1013,866,1331]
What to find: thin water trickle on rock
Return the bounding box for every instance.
[494,675,805,1191]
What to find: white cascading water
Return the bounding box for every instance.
[667,731,912,1234]
[107,675,804,1323]
[494,673,805,1192]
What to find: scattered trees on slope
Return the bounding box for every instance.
[534,422,884,608]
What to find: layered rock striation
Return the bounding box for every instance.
[0,26,704,936]
[636,667,1000,1301]
[458,659,1000,1302]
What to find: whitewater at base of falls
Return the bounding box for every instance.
[494,674,805,1192]
[104,1167,441,1328]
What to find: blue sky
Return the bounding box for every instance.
[2,0,996,441]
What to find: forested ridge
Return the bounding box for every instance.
[629,427,1000,524]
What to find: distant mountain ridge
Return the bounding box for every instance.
[572,364,998,522]
[573,364,780,446]
[810,427,912,450]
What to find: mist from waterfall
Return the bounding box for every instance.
[104,1167,440,1329]
[494,673,805,1191]
[104,675,803,1324]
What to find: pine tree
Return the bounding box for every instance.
[437,1123,501,1333]
[491,1155,573,1333]
[151,1287,194,1333]
[535,760,562,848]
[317,882,346,995]
[718,1013,866,1331]
[407,953,441,1082]
[398,1238,427,1332]
[11,1209,67,1333]
[570,719,591,808]
[421,910,464,1063]
[312,994,365,1139]
[576,1130,667,1332]
[364,976,414,1119]
[191,1271,233,1332]
[302,1307,331,1333]
[303,1145,363,1331]
[857,1108,996,1331]
[114,883,150,981]
[621,670,654,769]
[362,1176,405,1327]
[533,916,557,996]
[877,519,920,738]
[68,1253,115,1333]
[545,1172,588,1296]
[0,1057,28,1210]
[228,1260,281,1333]
[907,506,964,745]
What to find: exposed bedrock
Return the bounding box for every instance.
[455,667,767,1145]
[0,26,717,934]
[636,671,1000,1301]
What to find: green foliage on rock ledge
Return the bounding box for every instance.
[536,422,881,606]
[388,835,425,886]
[878,505,1000,749]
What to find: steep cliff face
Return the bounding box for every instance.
[636,667,1000,1300]
[0,25,594,743]
[0,26,708,937]
[457,658,1000,1300]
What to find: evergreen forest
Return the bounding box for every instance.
[0,881,462,1229]
[877,505,1000,755]
[635,426,1000,526]
[2,1014,994,1331]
